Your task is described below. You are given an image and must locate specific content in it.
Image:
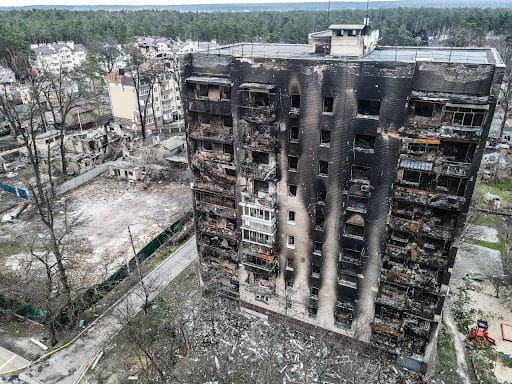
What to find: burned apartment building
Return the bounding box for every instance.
[179,22,505,372]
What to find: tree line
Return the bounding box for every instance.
[0,7,512,59]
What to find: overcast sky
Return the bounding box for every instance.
[3,0,393,7]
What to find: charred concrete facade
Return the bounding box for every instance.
[180,42,504,371]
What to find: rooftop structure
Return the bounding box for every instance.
[30,41,87,74]
[180,21,505,373]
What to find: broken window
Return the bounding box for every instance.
[323,97,334,113]
[289,125,299,142]
[289,184,297,197]
[358,99,381,116]
[351,165,370,182]
[311,265,321,276]
[224,144,234,156]
[287,235,295,248]
[202,141,213,151]
[198,84,208,98]
[225,168,236,177]
[288,156,298,171]
[223,115,233,127]
[319,160,329,176]
[254,180,269,193]
[253,151,269,164]
[288,211,296,223]
[336,29,343,37]
[321,130,331,146]
[315,210,325,229]
[290,94,301,108]
[345,214,365,238]
[317,189,327,204]
[251,92,270,107]
[354,134,375,151]
[314,241,323,254]
[443,105,487,127]
[220,86,231,100]
[414,102,434,117]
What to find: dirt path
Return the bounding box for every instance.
[3,236,197,384]
[444,300,471,384]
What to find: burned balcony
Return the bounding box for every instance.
[434,160,471,178]
[389,216,454,241]
[339,247,367,267]
[194,147,234,164]
[353,134,376,154]
[346,194,368,213]
[191,158,236,186]
[289,94,301,118]
[241,162,277,181]
[406,100,443,129]
[370,323,399,350]
[440,125,482,142]
[196,200,237,219]
[197,216,238,241]
[242,228,275,249]
[394,186,466,210]
[242,251,278,273]
[188,119,233,143]
[188,99,231,116]
[239,83,278,123]
[240,190,276,209]
[334,298,355,328]
[338,269,359,289]
[398,157,434,172]
[200,243,238,263]
[401,138,440,156]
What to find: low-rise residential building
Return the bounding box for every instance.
[30,41,87,74]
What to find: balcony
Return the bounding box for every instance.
[243,133,278,152]
[440,125,482,142]
[198,220,238,241]
[241,216,276,236]
[389,216,454,241]
[191,158,236,186]
[240,191,276,209]
[241,162,277,181]
[192,178,235,195]
[242,251,278,273]
[434,160,471,178]
[394,186,466,210]
[195,200,237,219]
[200,244,238,262]
[240,105,277,124]
[188,120,233,143]
[194,150,233,164]
[188,99,231,116]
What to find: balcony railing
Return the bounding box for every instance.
[394,186,466,210]
[241,162,277,181]
[188,99,231,116]
[188,121,233,143]
[240,105,277,123]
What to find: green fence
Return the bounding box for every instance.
[0,211,193,326]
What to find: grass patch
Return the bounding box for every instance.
[466,344,500,384]
[474,179,512,210]
[0,239,22,261]
[471,238,507,258]
[474,213,502,227]
[437,325,460,384]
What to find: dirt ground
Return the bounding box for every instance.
[450,223,512,384]
[0,175,192,291]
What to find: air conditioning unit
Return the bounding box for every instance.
[360,184,370,192]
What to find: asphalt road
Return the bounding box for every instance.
[6,236,197,384]
[0,347,30,376]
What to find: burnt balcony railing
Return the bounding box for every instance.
[389,216,454,241]
[440,125,482,142]
[188,99,231,116]
[240,105,277,123]
[195,200,237,219]
[242,250,278,273]
[241,162,277,181]
[433,160,471,178]
[188,120,233,143]
[394,186,466,210]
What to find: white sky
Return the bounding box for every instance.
[3,0,394,7]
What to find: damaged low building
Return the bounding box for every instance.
[180,20,505,373]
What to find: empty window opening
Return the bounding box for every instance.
[414,102,434,117]
[311,265,321,277]
[289,156,298,171]
[225,168,236,177]
[253,151,269,164]
[202,141,213,151]
[198,84,208,98]
[315,211,325,229]
[319,161,329,176]
[251,92,270,107]
[317,189,327,203]
[321,130,331,145]
[336,29,343,37]
[314,241,323,254]
[290,94,301,108]
[345,214,365,238]
[224,144,234,156]
[351,165,369,181]
[223,115,233,127]
[288,211,296,223]
[287,258,295,270]
[289,125,299,142]
[358,99,381,116]
[289,184,297,197]
[311,286,319,296]
[354,134,375,151]
[323,97,334,113]
[220,86,231,100]
[287,235,295,248]
[254,180,269,193]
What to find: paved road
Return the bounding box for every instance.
[0,347,30,376]
[5,236,197,384]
